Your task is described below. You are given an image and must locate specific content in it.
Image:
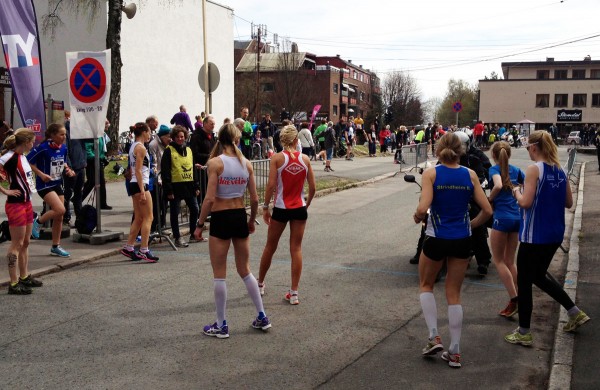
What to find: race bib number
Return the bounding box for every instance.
[50,159,65,181]
[26,170,37,193]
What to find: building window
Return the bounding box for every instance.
[592,94,600,107]
[554,70,567,79]
[360,91,365,101]
[572,69,586,79]
[554,94,568,107]
[333,83,338,94]
[333,105,338,116]
[591,69,600,79]
[261,83,274,92]
[573,93,587,107]
[360,74,364,82]
[536,70,549,79]
[535,94,549,108]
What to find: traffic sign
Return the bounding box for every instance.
[198,62,220,93]
[69,58,107,104]
[452,101,463,113]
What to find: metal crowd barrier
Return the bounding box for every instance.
[565,147,577,183]
[245,159,270,207]
[395,143,429,173]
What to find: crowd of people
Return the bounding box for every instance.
[0,110,593,362]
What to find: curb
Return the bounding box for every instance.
[547,161,586,390]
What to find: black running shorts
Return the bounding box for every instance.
[210,208,249,240]
[422,236,472,262]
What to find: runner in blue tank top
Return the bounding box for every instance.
[413,132,492,368]
[488,141,524,319]
[505,131,590,347]
[27,123,75,258]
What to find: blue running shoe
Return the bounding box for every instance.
[31,218,41,239]
[203,322,229,339]
[50,246,70,258]
[252,316,272,331]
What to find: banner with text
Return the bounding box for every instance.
[66,50,111,139]
[0,0,46,142]
[309,104,321,130]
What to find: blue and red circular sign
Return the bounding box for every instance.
[452,101,463,113]
[69,58,106,104]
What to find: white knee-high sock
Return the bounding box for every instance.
[419,292,438,339]
[214,279,227,327]
[448,304,463,355]
[243,273,265,317]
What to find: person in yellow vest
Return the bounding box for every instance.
[161,126,202,248]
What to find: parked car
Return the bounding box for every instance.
[567,131,581,145]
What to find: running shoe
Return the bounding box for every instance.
[50,246,70,258]
[563,310,590,332]
[499,301,518,318]
[138,250,159,263]
[19,274,43,288]
[284,291,299,305]
[252,315,272,331]
[121,248,142,261]
[258,282,265,296]
[422,336,444,356]
[477,264,488,276]
[504,328,533,346]
[31,218,41,239]
[203,322,229,339]
[175,237,189,248]
[441,351,461,368]
[8,281,32,295]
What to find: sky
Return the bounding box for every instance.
[223,0,600,101]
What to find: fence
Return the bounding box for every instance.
[565,147,577,182]
[396,143,429,171]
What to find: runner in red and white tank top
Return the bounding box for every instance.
[274,150,307,209]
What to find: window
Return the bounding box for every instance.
[572,69,585,79]
[535,94,549,108]
[554,94,568,107]
[261,83,274,92]
[537,70,549,79]
[592,94,600,107]
[333,83,338,94]
[573,94,587,107]
[360,74,364,82]
[360,91,365,101]
[591,69,600,79]
[333,105,338,116]
[554,70,567,79]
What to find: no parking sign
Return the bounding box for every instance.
[66,50,111,139]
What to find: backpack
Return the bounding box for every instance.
[75,205,97,234]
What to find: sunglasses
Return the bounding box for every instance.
[526,142,538,151]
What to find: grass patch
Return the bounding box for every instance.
[309,176,359,192]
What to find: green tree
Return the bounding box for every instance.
[435,79,478,127]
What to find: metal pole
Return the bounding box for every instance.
[46,94,53,126]
[256,26,261,122]
[94,138,102,233]
[455,111,459,127]
[9,89,15,128]
[202,0,209,114]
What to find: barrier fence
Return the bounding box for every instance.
[396,143,429,171]
[565,147,577,182]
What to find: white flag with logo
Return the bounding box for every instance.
[66,50,111,139]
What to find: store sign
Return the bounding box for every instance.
[557,109,582,122]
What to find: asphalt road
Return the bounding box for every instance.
[0,146,596,389]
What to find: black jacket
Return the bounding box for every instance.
[189,128,216,166]
[259,120,277,138]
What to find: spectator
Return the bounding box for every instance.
[506,131,590,346]
[259,113,276,158]
[594,125,600,172]
[148,124,171,232]
[379,125,391,155]
[367,124,377,157]
[298,122,315,159]
[63,111,86,225]
[414,132,491,368]
[473,120,485,148]
[170,105,194,133]
[239,107,253,159]
[258,125,316,304]
[313,119,327,162]
[194,123,270,338]
[345,117,355,160]
[120,122,158,263]
[161,126,201,248]
[82,120,112,210]
[28,123,75,258]
[0,129,42,294]
[324,121,336,171]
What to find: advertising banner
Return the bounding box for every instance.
[557,109,582,122]
[0,0,46,142]
[309,104,321,130]
[66,50,111,139]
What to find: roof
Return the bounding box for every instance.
[502,60,600,68]
[236,52,309,72]
[234,40,252,50]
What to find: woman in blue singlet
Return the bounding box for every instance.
[413,132,492,368]
[505,130,590,346]
[488,141,524,318]
[193,123,270,339]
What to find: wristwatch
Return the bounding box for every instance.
[197,221,204,228]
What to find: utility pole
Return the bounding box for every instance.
[253,24,267,122]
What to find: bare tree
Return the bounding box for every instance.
[381,71,423,127]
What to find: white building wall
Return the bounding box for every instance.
[2,0,234,135]
[1,0,107,127]
[120,0,234,132]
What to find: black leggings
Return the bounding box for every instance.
[517,242,575,329]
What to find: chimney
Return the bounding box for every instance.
[291,42,298,53]
[546,57,555,62]
[348,59,352,64]
[584,55,592,61]
[359,65,363,68]
[336,54,340,58]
